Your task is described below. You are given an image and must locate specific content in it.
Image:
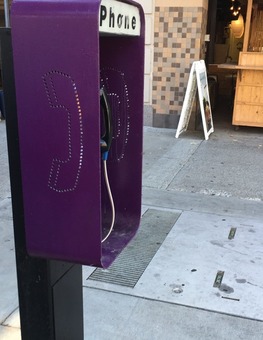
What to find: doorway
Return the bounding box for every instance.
[206,0,246,128]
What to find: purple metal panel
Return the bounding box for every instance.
[11,0,144,268]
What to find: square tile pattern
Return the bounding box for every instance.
[153,6,207,127]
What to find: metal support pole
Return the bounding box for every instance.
[4,0,10,27]
[0,28,84,340]
[206,0,217,65]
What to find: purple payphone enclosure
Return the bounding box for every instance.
[11,0,145,267]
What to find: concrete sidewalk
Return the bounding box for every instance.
[1,120,263,339]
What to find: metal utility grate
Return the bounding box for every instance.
[88,209,180,287]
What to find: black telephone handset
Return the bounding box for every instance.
[100,87,112,158]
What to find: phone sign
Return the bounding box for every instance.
[99,0,141,36]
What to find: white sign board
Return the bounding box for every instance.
[175,62,197,138]
[99,0,141,36]
[195,60,214,140]
[175,60,214,140]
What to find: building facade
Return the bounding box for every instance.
[137,0,209,128]
[0,0,209,129]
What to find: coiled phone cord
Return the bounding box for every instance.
[100,87,114,243]
[101,158,115,243]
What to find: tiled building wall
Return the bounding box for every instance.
[153,6,208,128]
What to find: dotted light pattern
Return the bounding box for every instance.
[42,70,84,193]
[100,68,130,162]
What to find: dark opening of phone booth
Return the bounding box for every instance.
[11,0,145,268]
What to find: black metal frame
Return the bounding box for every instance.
[0,28,84,340]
